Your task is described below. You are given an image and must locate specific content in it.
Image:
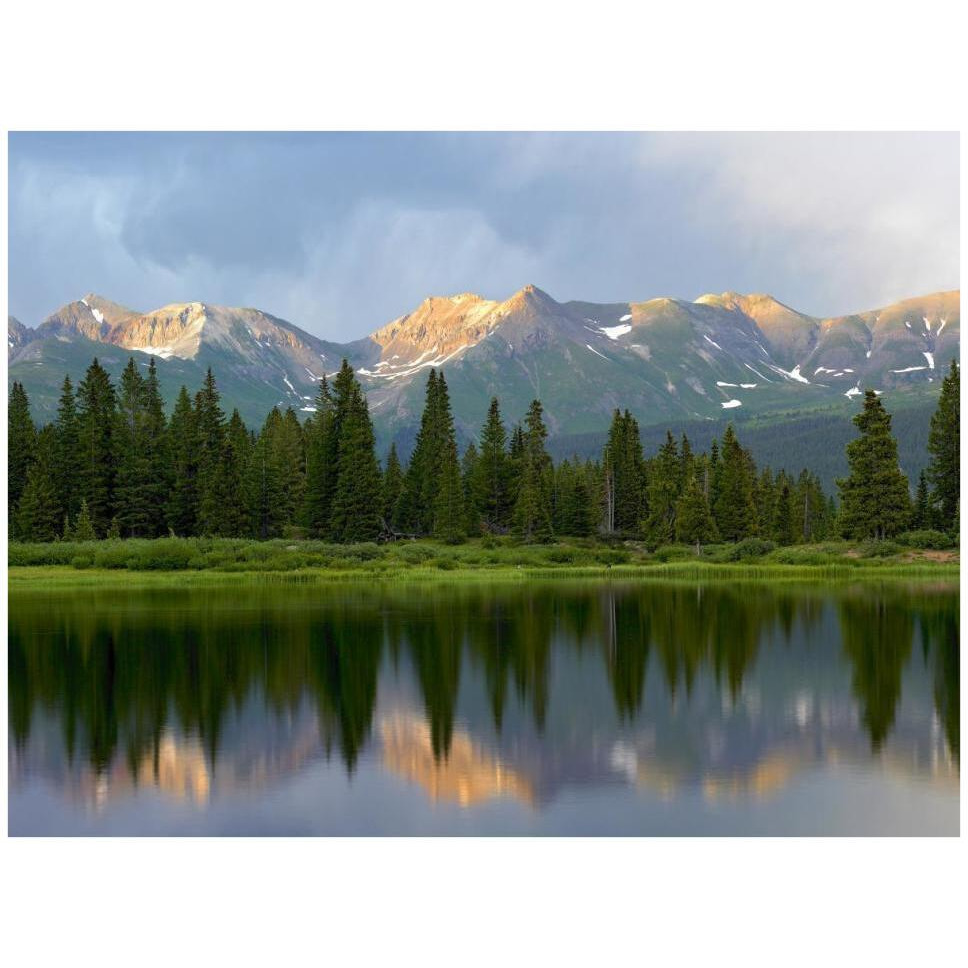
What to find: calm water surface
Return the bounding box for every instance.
[8,579,959,835]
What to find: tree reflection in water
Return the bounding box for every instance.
[8,581,959,794]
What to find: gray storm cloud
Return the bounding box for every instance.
[8,132,958,339]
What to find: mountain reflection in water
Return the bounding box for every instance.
[7,580,959,835]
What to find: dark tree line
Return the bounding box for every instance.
[7,356,960,544]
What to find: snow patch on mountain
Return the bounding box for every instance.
[599,323,632,340]
[769,363,810,384]
[892,365,928,373]
[586,344,610,361]
[721,399,742,409]
[132,345,174,359]
[923,351,935,370]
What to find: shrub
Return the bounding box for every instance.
[857,540,904,558]
[94,542,136,569]
[394,543,436,564]
[717,538,776,562]
[70,555,93,570]
[593,548,631,565]
[894,530,957,550]
[545,548,576,564]
[132,539,195,570]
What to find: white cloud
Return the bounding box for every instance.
[639,132,958,314]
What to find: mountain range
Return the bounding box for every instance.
[8,285,959,481]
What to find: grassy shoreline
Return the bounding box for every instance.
[8,535,959,590]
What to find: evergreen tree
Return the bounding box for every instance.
[194,368,227,535]
[675,471,719,552]
[603,410,645,534]
[837,391,911,540]
[472,398,511,532]
[73,498,97,542]
[644,432,681,546]
[460,442,481,536]
[713,425,756,541]
[245,414,287,539]
[512,400,554,541]
[114,358,152,537]
[142,359,171,536]
[507,424,525,511]
[53,376,81,523]
[431,374,465,542]
[397,370,438,533]
[268,407,306,531]
[330,367,382,542]
[212,410,250,537]
[76,359,119,536]
[17,426,61,542]
[912,470,931,530]
[302,376,338,538]
[756,467,777,539]
[927,360,959,532]
[8,382,36,537]
[166,387,199,536]
[773,480,795,546]
[397,370,464,539]
[381,443,404,531]
[555,458,596,536]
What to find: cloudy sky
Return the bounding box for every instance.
[8,132,959,341]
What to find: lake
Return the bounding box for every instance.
[7,578,959,835]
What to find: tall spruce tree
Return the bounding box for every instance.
[773,480,795,545]
[713,425,756,542]
[330,366,382,542]
[644,432,681,546]
[53,376,81,523]
[512,400,554,541]
[837,391,911,540]
[114,358,152,537]
[381,442,404,531]
[167,386,199,536]
[142,359,171,536]
[398,370,440,534]
[472,397,511,532]
[194,368,227,535]
[8,381,36,536]
[604,410,645,535]
[272,408,306,531]
[460,442,481,536]
[212,409,249,537]
[555,458,596,537]
[927,360,959,532]
[245,411,288,539]
[431,374,465,542]
[17,426,61,542]
[913,470,931,530]
[302,376,338,538]
[675,471,718,552]
[76,358,119,536]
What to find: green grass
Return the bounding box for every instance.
[7,535,958,589]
